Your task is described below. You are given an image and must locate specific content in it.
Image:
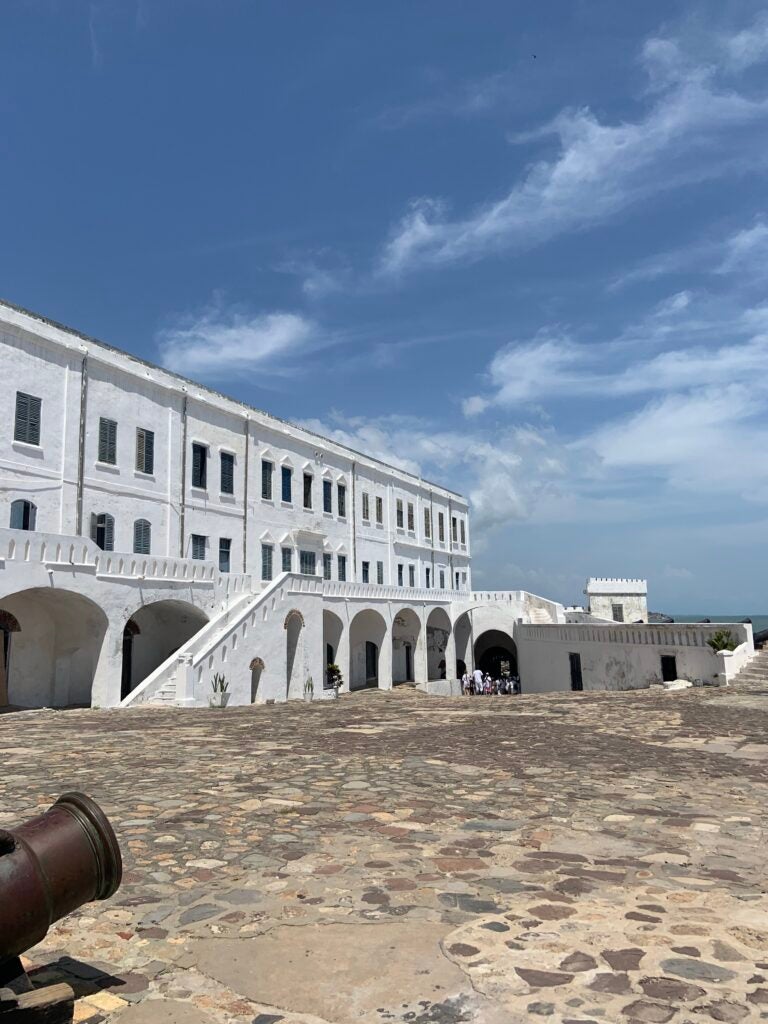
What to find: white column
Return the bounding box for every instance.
[378,621,393,690]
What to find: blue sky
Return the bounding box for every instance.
[3,1,768,612]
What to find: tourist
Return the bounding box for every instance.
[461,671,471,696]
[472,666,483,695]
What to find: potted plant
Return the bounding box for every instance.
[303,675,314,703]
[326,663,343,698]
[209,672,231,708]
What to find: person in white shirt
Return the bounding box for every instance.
[472,667,484,695]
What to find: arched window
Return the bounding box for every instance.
[90,512,115,551]
[133,519,151,555]
[9,499,37,531]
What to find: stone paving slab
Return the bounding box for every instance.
[3,684,768,1023]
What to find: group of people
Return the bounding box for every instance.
[461,667,519,696]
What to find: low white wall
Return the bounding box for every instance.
[517,622,753,693]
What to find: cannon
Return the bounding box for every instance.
[0,792,122,1021]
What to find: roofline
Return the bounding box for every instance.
[0,298,466,501]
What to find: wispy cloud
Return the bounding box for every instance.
[157,301,318,379]
[378,20,768,277]
[375,70,520,130]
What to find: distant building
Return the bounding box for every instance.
[585,578,648,623]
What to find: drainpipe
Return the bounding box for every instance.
[179,392,188,558]
[447,495,454,590]
[75,353,89,535]
[351,460,358,579]
[242,416,250,573]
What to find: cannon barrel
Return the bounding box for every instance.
[0,792,122,958]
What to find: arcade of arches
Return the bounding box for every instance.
[121,600,209,700]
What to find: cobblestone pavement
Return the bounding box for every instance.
[3,683,768,1024]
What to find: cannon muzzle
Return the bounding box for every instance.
[0,792,122,958]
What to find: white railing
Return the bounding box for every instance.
[0,528,257,594]
[321,580,465,602]
[516,621,752,649]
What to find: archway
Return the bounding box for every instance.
[0,610,21,706]
[323,609,344,691]
[426,607,452,681]
[285,609,305,699]
[454,612,472,679]
[474,629,517,679]
[250,657,265,702]
[0,589,109,708]
[349,609,387,690]
[122,599,209,697]
[392,608,420,684]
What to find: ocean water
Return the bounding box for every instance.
[671,614,768,634]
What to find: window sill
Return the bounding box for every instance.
[191,486,209,496]
[134,470,155,481]
[281,500,293,508]
[322,510,333,518]
[12,440,43,455]
[261,496,274,505]
[95,461,119,473]
[219,493,236,502]
[303,506,313,512]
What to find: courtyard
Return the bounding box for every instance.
[3,684,768,1024]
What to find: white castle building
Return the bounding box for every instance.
[0,301,756,709]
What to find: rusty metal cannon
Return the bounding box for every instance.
[0,792,122,1021]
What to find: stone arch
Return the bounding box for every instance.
[250,657,265,702]
[323,609,344,690]
[474,628,517,680]
[426,607,452,681]
[392,607,420,684]
[349,608,387,690]
[286,609,305,699]
[121,599,209,700]
[453,612,472,678]
[0,588,109,708]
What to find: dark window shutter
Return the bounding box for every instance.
[99,418,117,464]
[90,513,98,543]
[144,430,154,474]
[10,501,23,529]
[221,452,234,494]
[104,514,114,551]
[134,519,151,554]
[136,429,144,471]
[15,392,41,445]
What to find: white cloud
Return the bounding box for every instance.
[378,24,768,276]
[157,303,317,378]
[716,217,768,274]
[722,13,768,72]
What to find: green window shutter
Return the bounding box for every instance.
[99,418,117,464]
[14,392,41,445]
[134,519,151,554]
[104,514,115,551]
[220,452,234,494]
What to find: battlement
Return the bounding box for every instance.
[585,578,647,596]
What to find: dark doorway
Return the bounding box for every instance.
[457,658,466,679]
[569,652,583,692]
[404,643,413,682]
[478,646,514,679]
[365,641,378,684]
[661,655,678,682]
[326,642,334,666]
[121,619,140,700]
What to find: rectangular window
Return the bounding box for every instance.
[375,496,383,524]
[460,520,466,545]
[323,553,332,580]
[303,473,313,509]
[133,518,151,555]
[337,554,347,581]
[397,563,403,587]
[136,428,154,474]
[425,567,431,588]
[261,543,273,581]
[407,503,414,532]
[377,560,384,585]
[219,538,231,573]
[91,512,115,551]
[191,533,206,560]
[396,499,404,529]
[337,483,346,517]
[262,540,274,581]
[323,479,332,513]
[612,603,625,623]
[455,571,460,590]
[14,392,41,446]
[439,569,445,589]
[261,459,273,500]
[282,547,292,573]
[362,560,370,583]
[451,516,458,543]
[362,492,370,521]
[192,443,207,489]
[300,550,316,575]
[438,512,445,543]
[408,564,415,587]
[281,465,292,502]
[98,417,117,465]
[424,508,431,539]
[220,452,234,494]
